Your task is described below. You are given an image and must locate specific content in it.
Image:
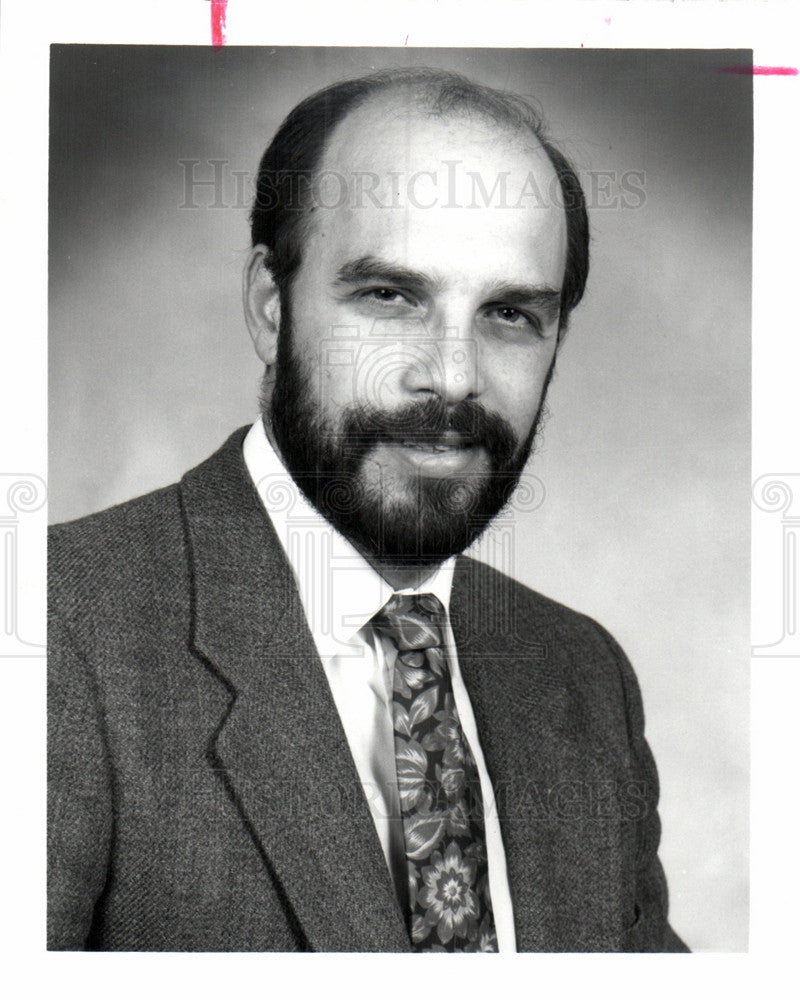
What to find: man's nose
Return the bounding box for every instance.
[400,317,483,405]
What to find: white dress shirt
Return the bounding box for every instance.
[243,418,516,951]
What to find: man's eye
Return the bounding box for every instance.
[487,305,537,328]
[363,288,408,304]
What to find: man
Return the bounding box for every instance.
[48,68,687,952]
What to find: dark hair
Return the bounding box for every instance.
[250,68,589,332]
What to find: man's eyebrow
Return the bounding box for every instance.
[335,256,439,295]
[336,258,562,320]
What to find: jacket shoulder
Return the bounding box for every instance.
[456,556,645,742]
[49,426,251,606]
[48,483,186,638]
[48,427,254,645]
[457,554,622,650]
[49,482,183,571]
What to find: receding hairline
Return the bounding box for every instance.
[314,74,553,170]
[324,67,550,129]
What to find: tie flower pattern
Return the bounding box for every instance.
[372,593,499,953]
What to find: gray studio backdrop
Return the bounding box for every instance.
[49,46,750,951]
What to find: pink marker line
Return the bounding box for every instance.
[719,65,798,76]
[211,0,228,48]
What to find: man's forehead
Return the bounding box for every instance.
[318,92,553,185]
[305,94,568,290]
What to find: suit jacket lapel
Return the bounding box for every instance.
[179,429,410,952]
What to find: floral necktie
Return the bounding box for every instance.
[371,592,498,952]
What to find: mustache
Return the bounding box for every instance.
[339,397,519,466]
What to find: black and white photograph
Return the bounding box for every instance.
[45,44,750,955]
[5,1,800,992]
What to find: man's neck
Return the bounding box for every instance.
[357,553,445,593]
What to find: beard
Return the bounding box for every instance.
[265,317,553,571]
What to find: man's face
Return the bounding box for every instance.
[268,99,567,569]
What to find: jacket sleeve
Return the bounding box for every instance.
[625,727,689,952]
[47,609,113,950]
[597,623,690,953]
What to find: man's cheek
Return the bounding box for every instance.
[485,403,526,451]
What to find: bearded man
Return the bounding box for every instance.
[48,68,688,953]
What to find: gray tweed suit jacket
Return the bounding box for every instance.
[48,427,688,952]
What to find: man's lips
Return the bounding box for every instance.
[375,434,486,476]
[400,441,469,452]
[392,431,476,451]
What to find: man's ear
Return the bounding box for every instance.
[243,244,281,366]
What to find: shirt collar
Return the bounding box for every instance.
[242,419,456,662]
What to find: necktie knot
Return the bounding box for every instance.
[371,592,447,655]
